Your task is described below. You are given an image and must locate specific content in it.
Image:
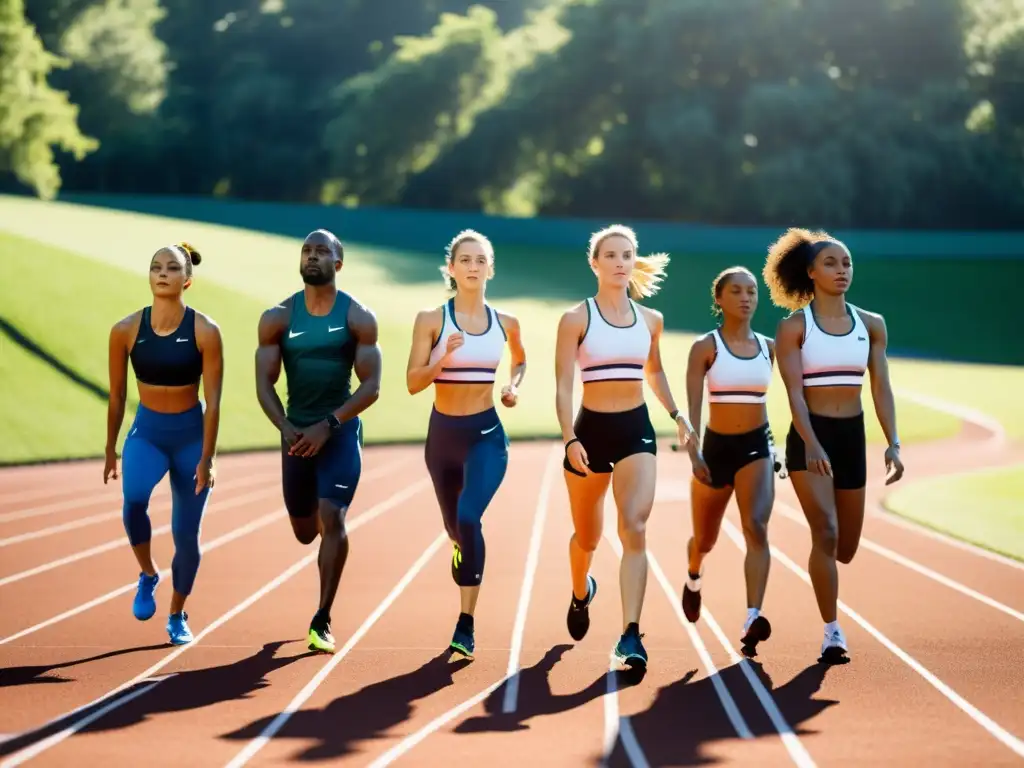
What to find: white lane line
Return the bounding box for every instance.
[0,472,426,647]
[894,387,1006,447]
[720,517,1024,760]
[0,676,176,768]
[366,676,510,768]
[0,487,279,587]
[502,444,561,713]
[601,653,652,768]
[222,531,447,768]
[0,477,427,764]
[873,504,1024,571]
[773,502,1024,624]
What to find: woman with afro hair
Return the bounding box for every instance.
[763,228,904,665]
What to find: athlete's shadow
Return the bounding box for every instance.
[455,643,640,734]
[0,644,168,688]
[220,648,473,760]
[0,640,316,759]
[603,660,837,767]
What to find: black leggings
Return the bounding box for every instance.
[424,406,509,587]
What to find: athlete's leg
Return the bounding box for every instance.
[120,423,170,621]
[610,452,656,669]
[733,457,774,653]
[308,418,363,653]
[564,468,609,641]
[164,426,211,645]
[681,478,732,623]
[281,438,320,544]
[835,488,866,564]
[423,420,465,565]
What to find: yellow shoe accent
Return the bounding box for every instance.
[307,628,336,654]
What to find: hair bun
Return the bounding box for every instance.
[178,241,202,266]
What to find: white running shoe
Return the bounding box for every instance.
[820,624,849,662]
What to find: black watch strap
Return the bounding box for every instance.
[326,414,342,432]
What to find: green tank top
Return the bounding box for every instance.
[281,290,356,428]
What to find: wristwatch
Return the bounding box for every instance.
[326,414,342,433]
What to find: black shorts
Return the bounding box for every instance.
[564,403,657,477]
[281,416,364,517]
[785,411,866,490]
[700,423,773,489]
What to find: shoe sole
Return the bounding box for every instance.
[615,650,648,670]
[818,645,850,665]
[681,585,701,623]
[449,641,474,658]
[740,616,772,657]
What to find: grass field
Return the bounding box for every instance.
[1,196,1022,557]
[883,465,1024,561]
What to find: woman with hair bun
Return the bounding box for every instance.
[406,229,527,658]
[105,241,224,646]
[554,224,696,672]
[764,228,904,665]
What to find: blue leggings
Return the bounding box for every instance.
[121,403,210,596]
[424,406,509,587]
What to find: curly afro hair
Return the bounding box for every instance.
[762,227,844,311]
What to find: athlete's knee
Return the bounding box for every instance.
[741,511,770,551]
[836,537,860,564]
[122,500,152,545]
[617,511,648,553]
[318,501,347,539]
[811,514,839,556]
[694,524,720,553]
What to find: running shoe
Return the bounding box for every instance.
[566,574,598,641]
[819,624,849,664]
[450,615,475,658]
[614,623,648,670]
[133,571,160,621]
[167,612,193,645]
[308,612,336,654]
[740,613,772,657]
[681,571,702,623]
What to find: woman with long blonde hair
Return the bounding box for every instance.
[554,224,695,670]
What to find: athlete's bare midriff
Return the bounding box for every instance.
[706,401,770,435]
[433,382,498,417]
[580,379,645,413]
[804,384,864,418]
[136,381,201,414]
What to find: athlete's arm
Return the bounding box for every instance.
[685,334,714,439]
[644,309,696,441]
[331,299,382,424]
[254,303,293,435]
[195,312,224,481]
[766,337,776,367]
[104,315,133,483]
[554,306,584,444]
[775,313,830,476]
[864,310,904,483]
[499,311,527,391]
[406,308,446,394]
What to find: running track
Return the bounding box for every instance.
[1,417,1023,767]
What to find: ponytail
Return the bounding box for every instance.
[588,224,669,301]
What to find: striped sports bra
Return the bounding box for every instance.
[427,298,506,384]
[577,297,651,383]
[800,302,870,388]
[705,329,773,404]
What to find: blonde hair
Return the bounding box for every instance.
[439,229,494,291]
[588,224,669,300]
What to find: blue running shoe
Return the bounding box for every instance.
[614,623,648,670]
[167,612,193,645]
[449,613,475,657]
[133,571,160,621]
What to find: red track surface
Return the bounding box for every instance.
[1,421,1023,767]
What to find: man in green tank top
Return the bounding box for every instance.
[255,229,382,654]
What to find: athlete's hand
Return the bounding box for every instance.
[884,444,904,485]
[103,449,119,484]
[440,332,465,364]
[565,438,589,475]
[689,449,713,486]
[289,420,330,457]
[500,384,518,407]
[195,457,216,494]
[280,420,304,447]
[806,441,833,477]
[675,417,697,449]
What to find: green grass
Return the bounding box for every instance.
[5,196,1019,466]
[883,464,1024,562]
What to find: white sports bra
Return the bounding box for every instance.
[577,297,651,383]
[800,302,869,388]
[705,329,773,404]
[427,298,506,384]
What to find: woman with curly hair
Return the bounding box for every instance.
[763,228,904,665]
[105,242,224,646]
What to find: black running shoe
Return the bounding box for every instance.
[566,574,598,641]
[740,615,772,657]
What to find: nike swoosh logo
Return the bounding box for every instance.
[642,438,653,444]
[481,425,498,435]
[288,330,305,339]
[328,326,345,333]
[175,338,190,343]
[335,484,348,489]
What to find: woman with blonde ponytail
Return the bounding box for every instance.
[554,224,696,671]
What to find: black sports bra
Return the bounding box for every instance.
[129,306,203,387]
